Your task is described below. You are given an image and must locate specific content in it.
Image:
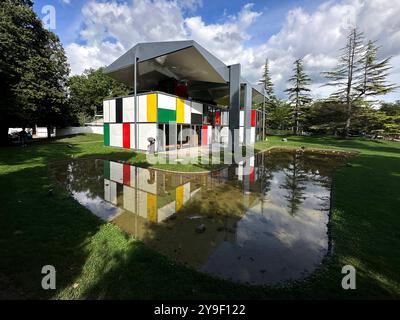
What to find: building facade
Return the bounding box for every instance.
[103,41,266,152]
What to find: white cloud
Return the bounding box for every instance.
[66,0,400,101]
[177,0,203,11]
[184,3,262,65]
[66,41,125,74]
[242,0,400,100]
[66,0,188,74]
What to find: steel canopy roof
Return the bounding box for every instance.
[104,40,265,106]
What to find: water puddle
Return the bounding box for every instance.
[53,151,345,285]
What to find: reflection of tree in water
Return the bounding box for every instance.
[256,153,274,196]
[280,152,308,216]
[53,159,104,199]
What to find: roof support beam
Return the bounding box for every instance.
[243,83,252,145]
[228,64,241,160]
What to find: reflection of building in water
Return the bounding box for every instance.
[103,160,201,225]
[54,151,341,284]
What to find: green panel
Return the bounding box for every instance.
[104,123,110,146]
[103,160,110,180]
[157,108,176,123]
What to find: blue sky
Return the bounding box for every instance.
[32,0,400,101]
[33,0,325,46]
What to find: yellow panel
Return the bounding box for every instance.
[147,94,157,122]
[176,98,184,123]
[147,193,157,222]
[176,185,184,212]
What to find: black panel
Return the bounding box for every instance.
[116,183,123,207]
[116,98,123,123]
[191,113,202,125]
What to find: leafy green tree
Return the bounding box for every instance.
[16,32,70,137]
[351,102,387,136]
[267,99,292,131]
[378,101,400,137]
[0,0,71,141]
[285,59,312,135]
[0,0,43,142]
[305,100,348,135]
[380,100,400,116]
[68,68,130,125]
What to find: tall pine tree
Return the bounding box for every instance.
[259,59,276,138]
[324,28,365,136]
[285,59,312,135]
[355,40,397,99]
[259,58,275,99]
[324,28,396,136]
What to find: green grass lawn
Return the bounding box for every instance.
[0,133,399,299]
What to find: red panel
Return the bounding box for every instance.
[215,111,221,125]
[201,125,208,145]
[123,123,130,149]
[251,110,256,127]
[123,164,131,186]
[249,166,255,184]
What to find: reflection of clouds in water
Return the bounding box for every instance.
[202,168,330,285]
[72,190,121,221]
[202,200,329,284]
[57,153,341,285]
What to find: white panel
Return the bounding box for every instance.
[184,100,191,124]
[239,127,244,144]
[110,123,123,147]
[104,178,111,202]
[239,110,244,126]
[137,95,147,122]
[220,126,229,145]
[221,111,229,126]
[208,125,212,144]
[123,185,136,213]
[157,93,176,110]
[191,101,202,114]
[123,97,135,122]
[249,156,255,167]
[109,99,116,123]
[158,201,176,222]
[137,123,158,150]
[110,161,123,184]
[137,190,147,218]
[137,167,157,194]
[130,123,136,150]
[103,100,110,123]
[213,126,221,143]
[183,182,190,203]
[110,181,117,204]
[250,127,255,144]
[237,161,244,181]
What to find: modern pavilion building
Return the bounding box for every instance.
[103,40,266,152]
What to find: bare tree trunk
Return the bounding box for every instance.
[293,104,299,135]
[345,101,352,137]
[47,126,52,139]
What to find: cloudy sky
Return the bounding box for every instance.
[33,0,400,101]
